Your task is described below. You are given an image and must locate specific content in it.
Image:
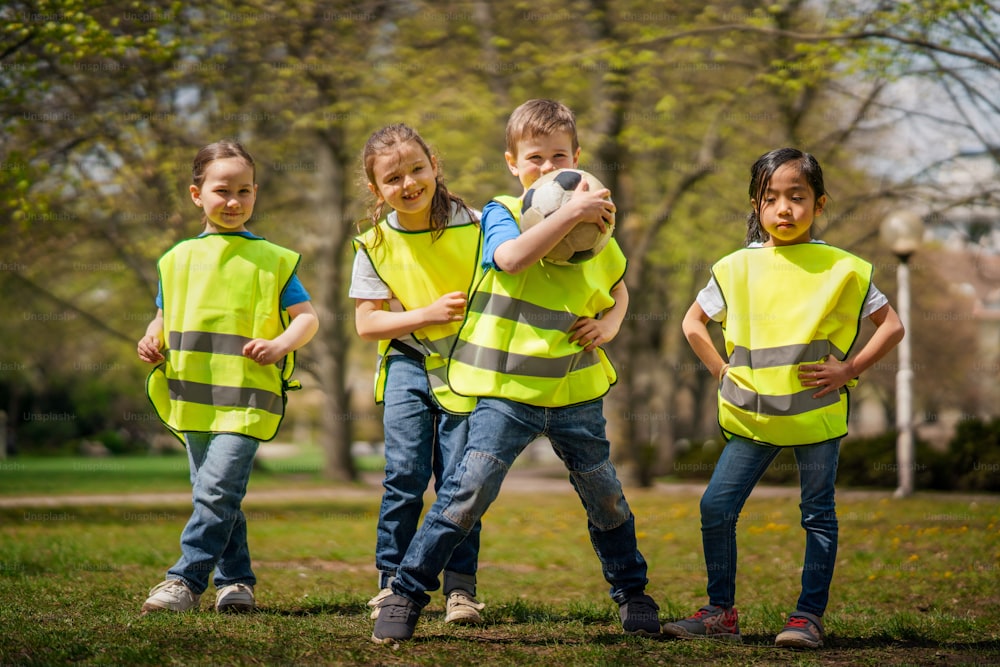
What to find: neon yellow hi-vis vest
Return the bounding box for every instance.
[146,234,302,442]
[447,195,626,408]
[354,216,482,414]
[712,243,872,446]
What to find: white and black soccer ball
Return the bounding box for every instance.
[520,169,615,265]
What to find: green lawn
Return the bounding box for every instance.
[1,455,998,665]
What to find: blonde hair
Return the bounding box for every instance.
[505,99,579,157]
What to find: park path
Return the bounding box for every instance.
[0,466,899,509]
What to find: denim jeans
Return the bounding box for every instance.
[167,432,259,594]
[393,396,648,608]
[700,435,840,616]
[376,355,480,595]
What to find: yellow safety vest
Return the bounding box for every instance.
[354,217,482,414]
[146,234,301,441]
[712,243,872,446]
[447,195,626,408]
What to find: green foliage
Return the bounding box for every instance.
[2,0,998,474]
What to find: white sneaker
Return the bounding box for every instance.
[215,583,255,613]
[141,579,200,614]
[367,587,393,620]
[444,590,485,625]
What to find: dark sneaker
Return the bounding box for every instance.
[661,604,741,643]
[618,592,661,636]
[371,594,421,644]
[775,611,824,649]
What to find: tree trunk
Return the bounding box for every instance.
[312,134,357,482]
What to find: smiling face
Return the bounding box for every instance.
[190,157,257,233]
[367,139,438,230]
[505,130,580,192]
[753,163,826,246]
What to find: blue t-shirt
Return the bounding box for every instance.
[155,231,310,309]
[480,199,522,271]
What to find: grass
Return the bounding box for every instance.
[1,454,999,665]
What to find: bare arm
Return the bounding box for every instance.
[137,309,165,363]
[354,292,466,342]
[243,301,320,366]
[799,303,905,398]
[681,301,729,381]
[569,280,629,351]
[494,181,615,274]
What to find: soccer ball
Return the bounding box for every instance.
[520,169,615,265]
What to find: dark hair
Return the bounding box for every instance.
[505,99,579,157]
[746,148,826,245]
[359,123,474,247]
[192,139,255,188]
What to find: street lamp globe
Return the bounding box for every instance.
[880,210,925,260]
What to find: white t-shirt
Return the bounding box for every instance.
[349,205,479,353]
[696,241,888,321]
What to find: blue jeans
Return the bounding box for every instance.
[167,432,259,594]
[700,435,840,616]
[392,396,648,608]
[376,355,480,595]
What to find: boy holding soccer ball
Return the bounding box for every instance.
[371,99,661,643]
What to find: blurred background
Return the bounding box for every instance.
[1,0,998,490]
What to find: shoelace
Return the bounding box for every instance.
[786,616,811,629]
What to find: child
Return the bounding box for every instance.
[137,139,319,614]
[370,99,661,643]
[351,123,486,625]
[664,147,905,648]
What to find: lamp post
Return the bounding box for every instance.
[879,210,924,498]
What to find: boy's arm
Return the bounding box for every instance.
[137,309,165,363]
[494,181,615,274]
[569,280,629,351]
[354,293,466,342]
[799,303,905,398]
[243,301,320,366]
[681,301,730,381]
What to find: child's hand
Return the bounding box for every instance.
[424,291,467,324]
[566,179,615,232]
[798,356,855,398]
[137,335,165,363]
[243,338,287,366]
[569,316,619,351]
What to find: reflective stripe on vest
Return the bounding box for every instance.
[146,234,300,441]
[713,244,872,446]
[447,195,626,408]
[354,217,482,414]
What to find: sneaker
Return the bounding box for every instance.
[661,604,741,643]
[367,587,393,620]
[444,590,485,625]
[619,592,661,636]
[215,583,255,613]
[775,611,824,649]
[141,579,200,614]
[371,594,421,644]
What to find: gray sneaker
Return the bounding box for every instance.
[618,593,661,636]
[444,590,485,624]
[775,611,824,649]
[215,583,255,613]
[141,579,200,614]
[661,604,741,643]
[371,594,421,644]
